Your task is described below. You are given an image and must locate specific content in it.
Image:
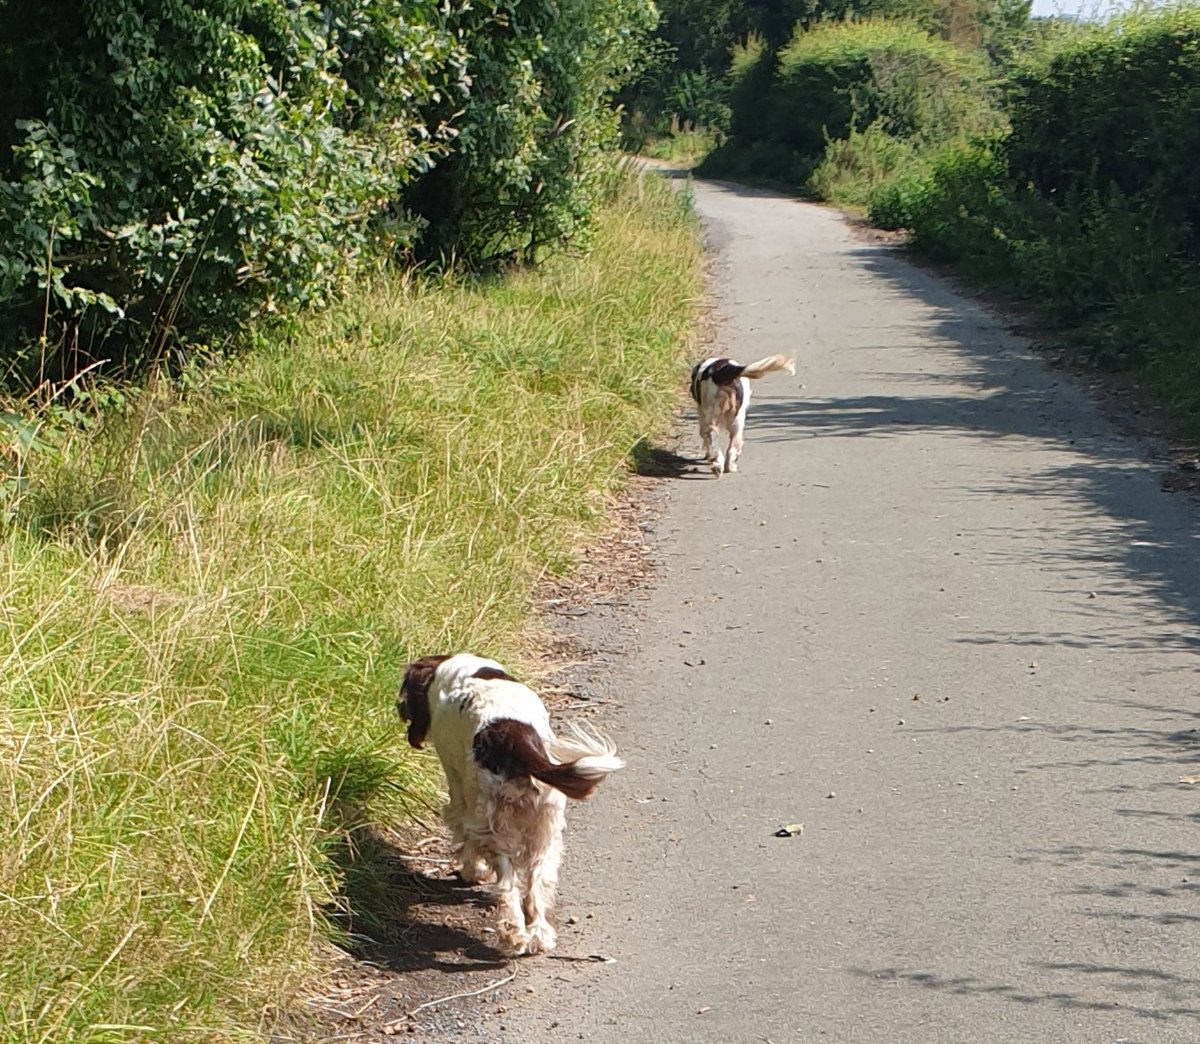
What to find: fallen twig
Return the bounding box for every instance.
[403,966,517,1019]
[547,953,616,963]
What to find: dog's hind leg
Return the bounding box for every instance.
[726,414,745,473]
[493,854,531,954]
[521,846,562,954]
[706,421,725,477]
[699,417,718,465]
[458,835,495,885]
[441,765,473,877]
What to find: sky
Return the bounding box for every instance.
[1029,0,1146,18]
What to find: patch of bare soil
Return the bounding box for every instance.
[284,449,693,1042]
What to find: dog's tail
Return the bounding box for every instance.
[740,354,796,380]
[473,719,624,801]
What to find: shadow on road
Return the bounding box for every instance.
[630,439,710,480]
[683,209,1200,1029]
[851,963,1200,1023]
[737,240,1200,661]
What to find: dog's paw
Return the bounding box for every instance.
[524,922,557,955]
[726,460,738,473]
[457,858,495,886]
[498,919,531,955]
[709,461,723,477]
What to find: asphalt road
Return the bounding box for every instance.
[468,175,1200,1044]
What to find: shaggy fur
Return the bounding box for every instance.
[398,652,623,955]
[690,354,796,475]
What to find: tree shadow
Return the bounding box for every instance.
[853,963,1200,1022]
[751,240,1200,636]
[681,177,1200,1037]
[912,706,1200,775]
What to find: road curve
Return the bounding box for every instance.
[468,174,1200,1043]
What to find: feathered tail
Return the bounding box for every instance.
[740,354,796,380]
[473,719,624,801]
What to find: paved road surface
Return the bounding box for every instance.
[469,175,1200,1043]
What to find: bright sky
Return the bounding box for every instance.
[1029,0,1143,18]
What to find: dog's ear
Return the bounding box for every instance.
[397,655,449,749]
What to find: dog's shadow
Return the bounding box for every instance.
[631,440,711,480]
[330,825,509,974]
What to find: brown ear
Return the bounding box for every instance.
[398,655,449,749]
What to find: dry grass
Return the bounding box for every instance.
[0,169,702,1041]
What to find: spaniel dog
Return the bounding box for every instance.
[397,653,623,955]
[690,354,795,476]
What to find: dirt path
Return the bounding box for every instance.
[406,175,1200,1042]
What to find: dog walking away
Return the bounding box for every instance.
[397,653,623,955]
[690,354,795,476]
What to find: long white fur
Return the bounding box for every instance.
[422,653,622,955]
[692,354,795,476]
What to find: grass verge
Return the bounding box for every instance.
[0,167,702,1042]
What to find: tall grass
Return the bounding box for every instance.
[0,169,702,1041]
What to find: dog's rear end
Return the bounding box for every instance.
[399,654,623,955]
[691,354,795,475]
[469,717,620,953]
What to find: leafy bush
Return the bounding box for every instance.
[726,33,777,143]
[1006,6,1200,268]
[0,0,656,389]
[0,0,463,386]
[663,69,734,130]
[407,0,657,264]
[868,133,1016,266]
[709,19,999,190]
[775,19,996,156]
[808,121,917,209]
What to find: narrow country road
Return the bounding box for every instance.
[471,175,1200,1043]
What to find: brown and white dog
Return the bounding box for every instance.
[690,354,795,476]
[397,652,623,955]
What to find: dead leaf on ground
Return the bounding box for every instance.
[773,823,804,837]
[1179,775,1200,785]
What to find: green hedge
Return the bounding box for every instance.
[1006,7,1200,270]
[0,0,654,389]
[705,19,996,188]
[409,0,656,264]
[867,6,1200,424]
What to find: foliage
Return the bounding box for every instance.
[0,170,702,1040]
[0,0,657,388]
[408,0,658,264]
[863,5,1200,429]
[706,18,999,188]
[1005,5,1200,269]
[0,0,463,387]
[867,132,1019,269]
[809,122,918,209]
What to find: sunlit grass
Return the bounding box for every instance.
[0,169,702,1041]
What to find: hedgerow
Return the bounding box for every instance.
[704,19,998,190]
[861,5,1200,427]
[409,0,658,264]
[0,0,654,389]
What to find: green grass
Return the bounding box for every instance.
[640,126,724,168]
[0,169,702,1042]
